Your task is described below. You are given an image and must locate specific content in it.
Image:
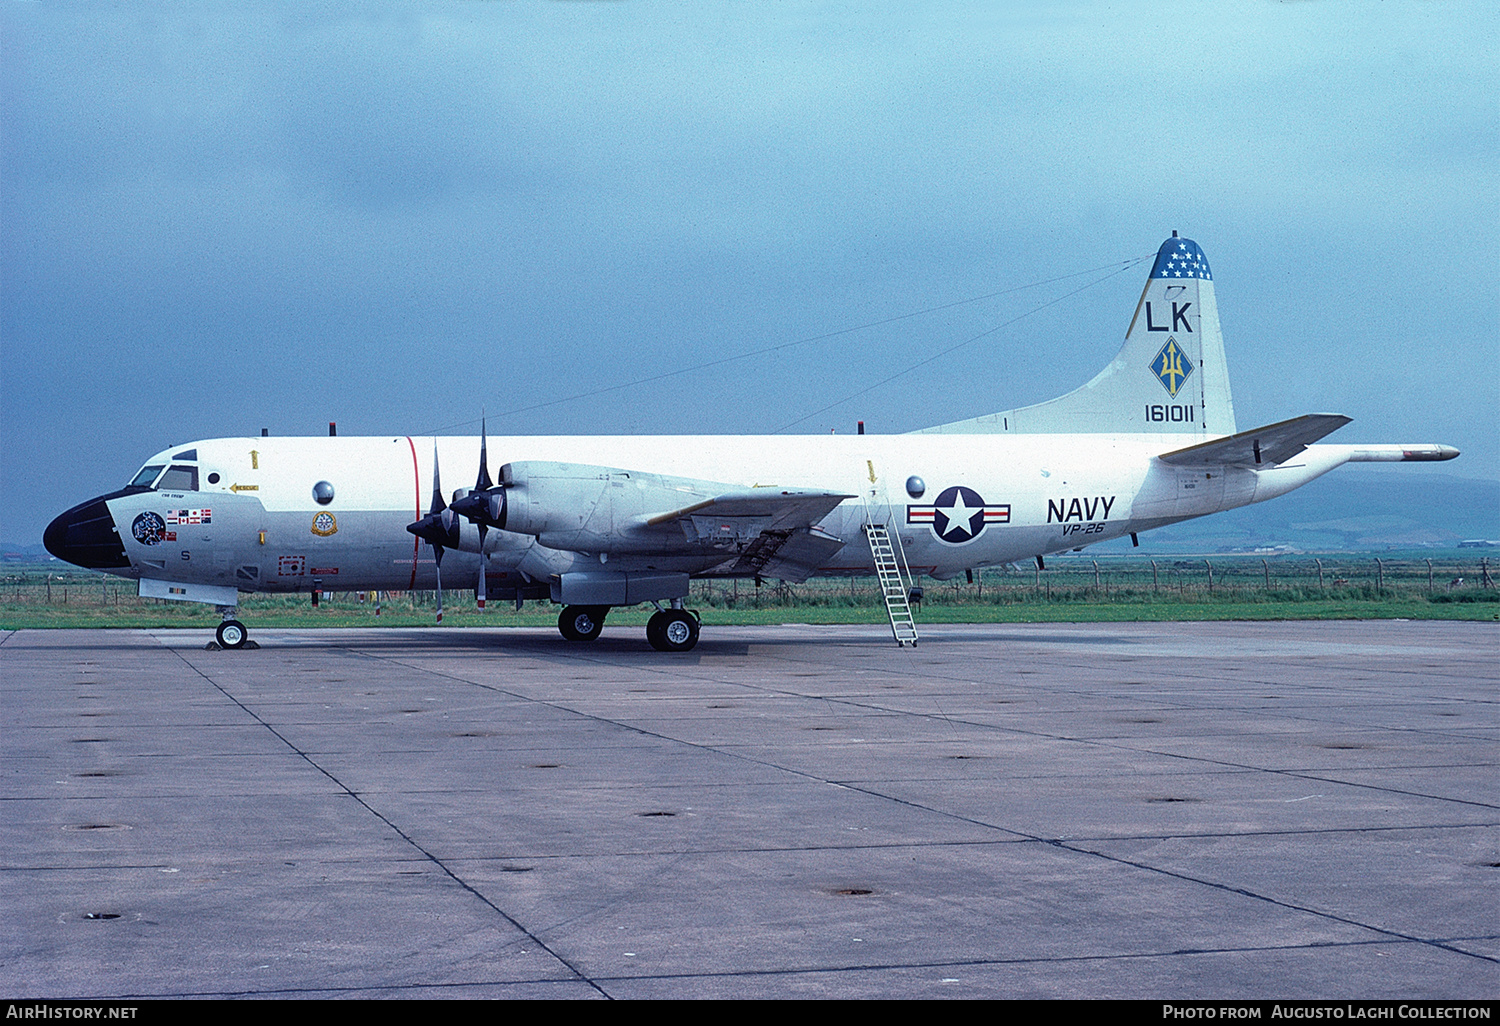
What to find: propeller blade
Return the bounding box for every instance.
[475,416,493,492]
[449,419,507,531]
[408,444,462,548]
[405,443,449,625]
[430,442,446,515]
[477,523,488,610]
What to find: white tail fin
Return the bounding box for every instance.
[919,233,1237,436]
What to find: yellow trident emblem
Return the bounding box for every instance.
[1152,337,1194,398]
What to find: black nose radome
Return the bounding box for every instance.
[44,495,130,569]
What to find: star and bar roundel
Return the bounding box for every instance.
[907,486,1010,544]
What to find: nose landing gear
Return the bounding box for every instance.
[213,606,255,650]
[215,619,248,649]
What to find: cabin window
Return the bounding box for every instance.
[129,464,165,488]
[156,465,199,491]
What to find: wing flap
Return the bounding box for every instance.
[643,487,852,578]
[728,526,847,583]
[1157,414,1351,467]
[646,488,853,537]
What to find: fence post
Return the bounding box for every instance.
[1375,558,1384,594]
[1427,559,1433,595]
[1205,560,1213,593]
[1483,557,1493,589]
[1151,560,1158,592]
[1316,558,1323,589]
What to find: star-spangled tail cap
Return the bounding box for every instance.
[1150,233,1212,280]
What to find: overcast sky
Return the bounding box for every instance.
[4,1,1496,545]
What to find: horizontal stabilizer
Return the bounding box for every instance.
[1157,414,1351,467]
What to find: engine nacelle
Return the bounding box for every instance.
[499,460,714,553]
[550,570,690,606]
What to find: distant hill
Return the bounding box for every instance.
[1104,471,1498,553]
[1,541,53,561]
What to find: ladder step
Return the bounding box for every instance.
[864,521,918,647]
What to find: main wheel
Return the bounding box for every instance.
[216,619,248,649]
[648,610,699,652]
[646,611,668,650]
[558,605,606,642]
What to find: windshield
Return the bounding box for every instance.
[156,465,199,491]
[129,464,165,488]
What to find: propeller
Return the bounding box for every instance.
[476,423,488,610]
[449,417,508,611]
[406,443,461,624]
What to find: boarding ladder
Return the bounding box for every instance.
[864,522,918,647]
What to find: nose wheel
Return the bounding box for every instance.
[647,609,699,652]
[215,619,249,650]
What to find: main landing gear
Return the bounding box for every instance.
[646,608,699,652]
[555,603,700,652]
[557,605,607,642]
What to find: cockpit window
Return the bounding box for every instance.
[129,464,166,488]
[156,465,199,491]
[171,449,197,460]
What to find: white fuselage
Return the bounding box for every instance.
[94,431,1360,599]
[45,234,1459,643]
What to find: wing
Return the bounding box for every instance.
[495,460,853,578]
[646,489,853,583]
[1156,414,1352,467]
[647,488,851,537]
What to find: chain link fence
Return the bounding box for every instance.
[3,555,1495,613]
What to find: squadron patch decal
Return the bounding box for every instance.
[907,486,1009,544]
[131,512,166,546]
[311,512,338,536]
[1151,337,1193,398]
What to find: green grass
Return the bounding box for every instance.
[2,553,1495,629]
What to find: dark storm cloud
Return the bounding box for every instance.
[3,1,1495,545]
